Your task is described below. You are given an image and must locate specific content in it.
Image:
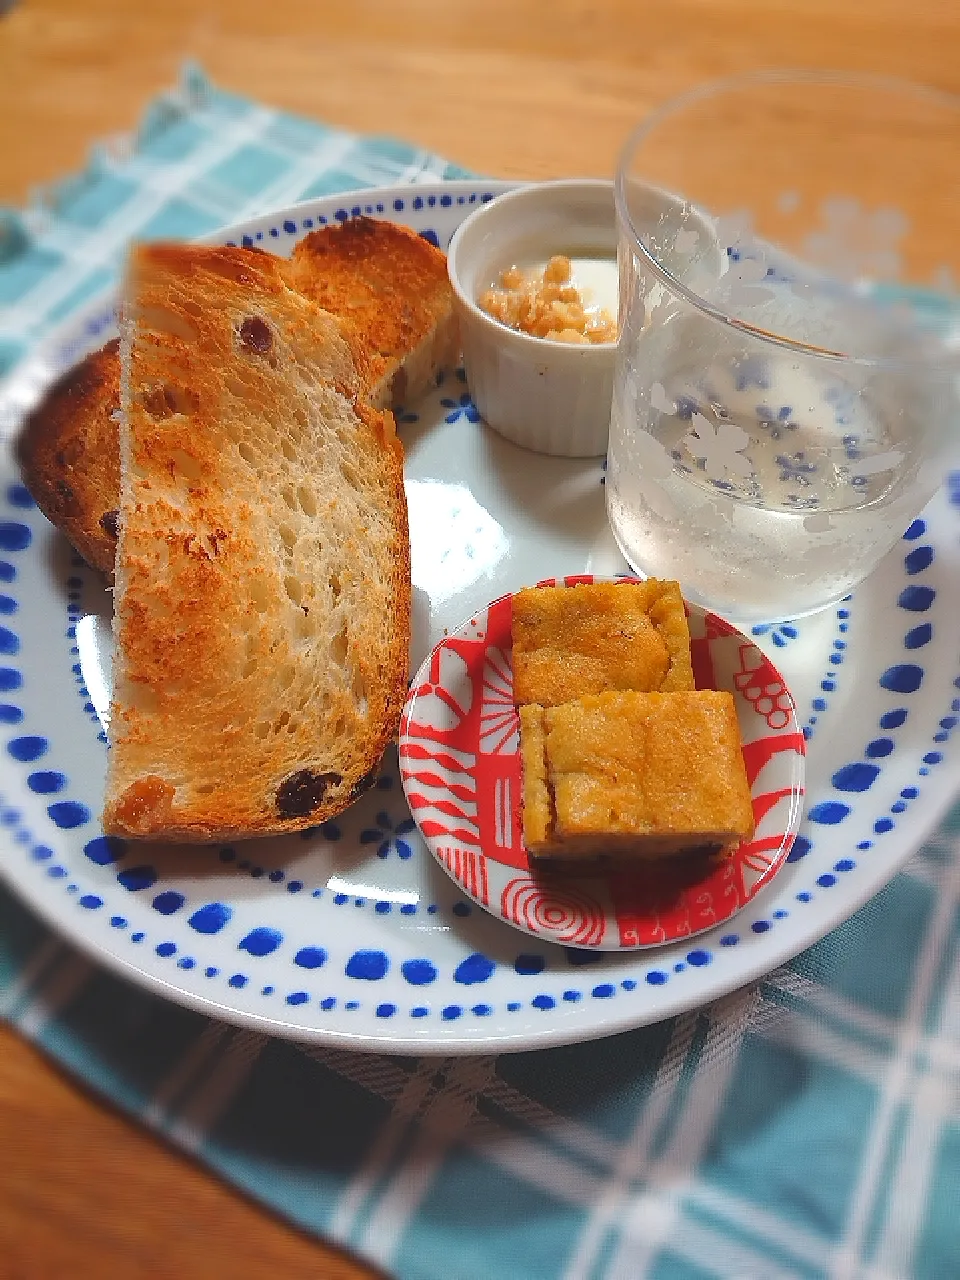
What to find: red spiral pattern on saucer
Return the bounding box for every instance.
[501,877,606,946]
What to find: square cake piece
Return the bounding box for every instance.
[512,581,694,708]
[520,690,755,860]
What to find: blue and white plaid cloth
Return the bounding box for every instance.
[1,67,958,1280]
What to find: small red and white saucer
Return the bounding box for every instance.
[398,576,806,951]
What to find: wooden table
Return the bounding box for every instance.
[1,1,958,1275]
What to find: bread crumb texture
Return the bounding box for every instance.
[287,217,459,411]
[103,243,411,841]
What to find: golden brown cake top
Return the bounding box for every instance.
[511,580,695,708]
[520,690,755,860]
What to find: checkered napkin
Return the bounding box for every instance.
[2,67,959,1280]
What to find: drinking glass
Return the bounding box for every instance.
[607,72,960,624]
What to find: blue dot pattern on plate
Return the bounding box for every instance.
[797,519,954,891]
[780,602,852,740]
[454,954,496,985]
[345,950,390,980]
[402,959,438,986]
[239,927,283,957]
[189,903,232,934]
[118,866,158,892]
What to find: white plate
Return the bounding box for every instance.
[400,579,806,949]
[0,180,958,1054]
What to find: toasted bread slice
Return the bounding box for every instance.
[16,217,458,577]
[14,340,121,577]
[102,243,411,841]
[287,216,459,410]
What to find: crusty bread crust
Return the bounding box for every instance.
[16,217,458,577]
[102,243,411,841]
[14,340,121,577]
[287,216,459,410]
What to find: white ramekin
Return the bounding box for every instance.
[447,179,618,458]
